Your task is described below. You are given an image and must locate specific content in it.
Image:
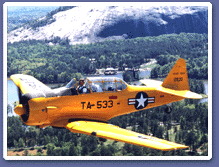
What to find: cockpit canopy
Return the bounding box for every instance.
[86,77,127,92]
[65,77,127,93]
[65,78,77,89]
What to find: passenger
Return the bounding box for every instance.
[91,83,103,92]
[108,85,114,91]
[78,78,87,94]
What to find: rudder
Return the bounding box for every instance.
[161,58,190,90]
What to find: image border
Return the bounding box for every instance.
[3,1,213,161]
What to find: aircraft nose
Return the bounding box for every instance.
[14,104,26,116]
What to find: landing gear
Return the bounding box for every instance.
[99,137,107,142]
[165,105,172,114]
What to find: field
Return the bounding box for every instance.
[7,147,46,156]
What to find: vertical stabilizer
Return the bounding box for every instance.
[161,58,190,90]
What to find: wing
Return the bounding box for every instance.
[66,121,188,151]
[10,74,51,94]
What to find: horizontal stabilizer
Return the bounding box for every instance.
[66,121,188,151]
[141,59,204,99]
[158,86,203,99]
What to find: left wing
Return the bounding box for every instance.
[10,74,51,94]
[66,121,188,151]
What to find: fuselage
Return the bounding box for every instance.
[23,84,184,128]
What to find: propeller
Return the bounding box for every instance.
[14,87,29,122]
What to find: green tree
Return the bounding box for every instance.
[99,55,104,67]
[18,138,25,148]
[54,147,62,156]
[46,143,55,156]
[150,120,158,136]
[88,136,98,152]
[132,145,143,156]
[90,148,100,156]
[37,148,43,153]
[7,104,13,115]
[13,140,18,149]
[23,149,29,156]
[155,126,164,138]
[123,71,132,82]
[165,130,169,141]
[185,131,198,151]
[53,136,59,147]
[43,134,51,146]
[201,134,208,145]
[81,145,89,156]
[123,143,133,154]
[180,116,187,130]
[61,147,69,156]
[69,144,78,156]
[100,145,112,156]
[150,66,160,78]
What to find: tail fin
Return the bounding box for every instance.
[162,58,190,90]
[160,58,203,99]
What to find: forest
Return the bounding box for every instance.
[7,33,208,83]
[7,32,208,156]
[150,54,208,80]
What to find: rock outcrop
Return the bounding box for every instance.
[7,6,208,45]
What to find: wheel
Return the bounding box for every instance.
[165,106,172,114]
[99,137,107,142]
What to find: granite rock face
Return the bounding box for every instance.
[7,6,208,45]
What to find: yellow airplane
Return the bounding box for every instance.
[10,58,204,151]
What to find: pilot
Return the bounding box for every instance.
[78,78,87,94]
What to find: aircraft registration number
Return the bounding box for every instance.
[174,77,183,82]
[81,100,113,109]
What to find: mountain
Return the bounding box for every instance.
[7,6,59,16]
[7,6,208,45]
[7,6,59,31]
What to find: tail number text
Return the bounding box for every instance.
[81,100,113,109]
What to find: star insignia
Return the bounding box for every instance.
[136,93,147,108]
[128,92,155,110]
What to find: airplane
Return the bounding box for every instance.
[10,58,205,151]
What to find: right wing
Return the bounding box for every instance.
[66,121,189,151]
[140,79,163,87]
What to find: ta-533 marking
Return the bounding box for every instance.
[81,100,113,109]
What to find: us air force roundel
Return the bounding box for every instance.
[128,92,155,110]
